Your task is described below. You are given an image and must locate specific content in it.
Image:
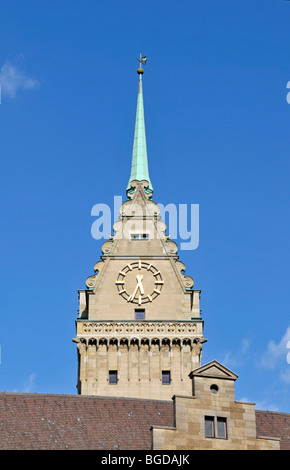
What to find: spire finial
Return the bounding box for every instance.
[127,55,153,197]
[137,53,147,75]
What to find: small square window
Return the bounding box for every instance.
[162,371,171,385]
[205,416,215,438]
[205,416,227,439]
[109,371,118,384]
[135,309,145,320]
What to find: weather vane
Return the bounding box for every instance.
[136,53,147,74]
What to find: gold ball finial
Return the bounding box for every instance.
[137,54,147,74]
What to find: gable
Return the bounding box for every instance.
[189,360,238,381]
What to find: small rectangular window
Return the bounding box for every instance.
[135,309,145,320]
[131,233,149,240]
[109,370,118,384]
[205,416,215,438]
[162,371,171,385]
[217,417,227,439]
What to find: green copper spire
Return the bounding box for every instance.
[127,64,153,196]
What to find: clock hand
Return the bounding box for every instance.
[136,275,144,295]
[128,275,144,301]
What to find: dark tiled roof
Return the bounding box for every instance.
[0,392,289,450]
[0,393,173,450]
[256,409,290,451]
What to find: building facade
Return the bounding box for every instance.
[73,64,206,400]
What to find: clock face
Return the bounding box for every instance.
[115,260,164,305]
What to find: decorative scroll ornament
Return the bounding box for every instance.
[86,275,96,289]
[166,240,178,254]
[175,261,194,289]
[85,260,106,289]
[101,240,113,255]
[126,180,153,200]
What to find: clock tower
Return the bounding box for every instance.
[73,62,206,400]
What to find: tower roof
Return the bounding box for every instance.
[127,69,153,196]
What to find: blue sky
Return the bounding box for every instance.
[0,0,289,413]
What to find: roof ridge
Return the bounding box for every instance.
[256,409,290,416]
[0,391,172,404]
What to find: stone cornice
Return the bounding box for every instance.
[75,320,205,339]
